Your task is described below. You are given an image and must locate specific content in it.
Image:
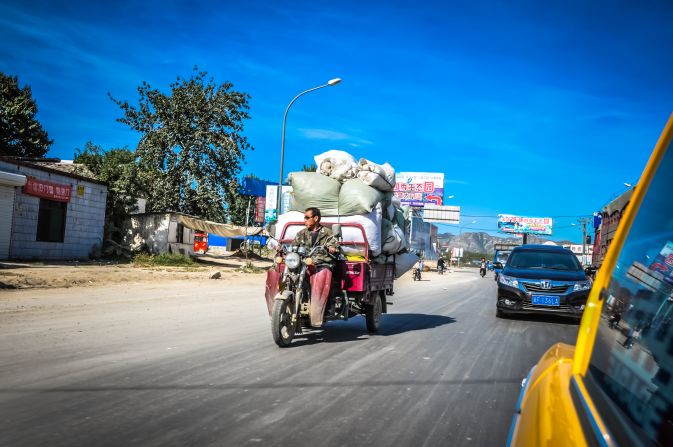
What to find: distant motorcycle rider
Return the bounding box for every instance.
[437,257,446,272]
[480,258,487,277]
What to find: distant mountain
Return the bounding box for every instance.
[436,232,572,254]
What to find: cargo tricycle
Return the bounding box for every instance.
[264,221,395,347]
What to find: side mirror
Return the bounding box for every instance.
[331,224,342,239]
[266,237,279,250]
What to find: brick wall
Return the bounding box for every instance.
[0,161,107,260]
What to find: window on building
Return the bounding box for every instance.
[36,199,67,242]
[176,223,184,243]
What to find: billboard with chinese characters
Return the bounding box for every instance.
[265,185,292,223]
[497,214,553,236]
[254,197,266,224]
[393,172,444,207]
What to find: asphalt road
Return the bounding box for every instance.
[0,269,579,447]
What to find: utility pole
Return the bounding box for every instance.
[578,217,591,266]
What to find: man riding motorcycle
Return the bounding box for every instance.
[437,257,446,274]
[480,258,487,277]
[291,207,340,327]
[293,207,340,267]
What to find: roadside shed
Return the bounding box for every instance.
[122,212,265,256]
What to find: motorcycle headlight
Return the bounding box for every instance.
[499,274,519,288]
[573,280,592,292]
[285,252,301,270]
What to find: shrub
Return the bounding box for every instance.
[132,253,195,266]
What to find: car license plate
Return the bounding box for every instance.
[531,295,560,306]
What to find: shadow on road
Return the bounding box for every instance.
[291,313,457,346]
[501,313,580,326]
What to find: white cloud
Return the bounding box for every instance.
[299,128,373,147]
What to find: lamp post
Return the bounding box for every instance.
[459,220,478,236]
[457,220,477,268]
[276,78,342,218]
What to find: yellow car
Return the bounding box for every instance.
[508,113,673,447]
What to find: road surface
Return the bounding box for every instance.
[0,269,579,446]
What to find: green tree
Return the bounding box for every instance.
[74,142,143,257]
[301,163,317,172]
[0,72,52,157]
[109,67,253,222]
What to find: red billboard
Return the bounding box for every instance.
[255,196,266,223]
[23,177,72,202]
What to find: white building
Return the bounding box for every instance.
[564,244,594,266]
[0,158,107,260]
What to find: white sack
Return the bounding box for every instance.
[275,211,306,240]
[314,150,359,182]
[395,252,419,278]
[289,172,341,215]
[276,206,383,257]
[357,158,396,191]
[322,204,383,256]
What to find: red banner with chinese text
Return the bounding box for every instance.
[23,177,72,202]
[255,196,266,223]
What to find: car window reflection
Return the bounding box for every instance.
[588,143,673,446]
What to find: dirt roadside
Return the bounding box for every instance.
[0,253,273,290]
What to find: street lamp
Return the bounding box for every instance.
[276,78,342,217]
[459,220,478,235]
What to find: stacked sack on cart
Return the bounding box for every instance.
[275,150,418,278]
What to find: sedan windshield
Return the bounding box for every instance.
[507,251,582,271]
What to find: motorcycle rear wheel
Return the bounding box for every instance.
[271,300,295,347]
[365,293,382,333]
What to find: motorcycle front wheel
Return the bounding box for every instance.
[271,299,296,347]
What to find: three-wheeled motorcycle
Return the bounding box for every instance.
[264,221,395,347]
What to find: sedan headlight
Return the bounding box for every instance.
[499,274,519,288]
[573,280,592,292]
[284,252,301,270]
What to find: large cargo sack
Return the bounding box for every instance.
[395,252,419,278]
[274,211,306,240]
[289,172,341,215]
[338,178,384,215]
[394,207,408,232]
[323,205,383,256]
[276,207,383,257]
[357,158,396,191]
[314,150,359,182]
[381,218,408,254]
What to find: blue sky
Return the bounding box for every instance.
[2,0,672,242]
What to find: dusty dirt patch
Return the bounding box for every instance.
[0,254,273,290]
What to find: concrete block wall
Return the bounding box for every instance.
[0,161,107,260]
[122,213,171,254]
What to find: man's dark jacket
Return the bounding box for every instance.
[292,225,339,267]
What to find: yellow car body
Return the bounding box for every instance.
[508,113,673,447]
